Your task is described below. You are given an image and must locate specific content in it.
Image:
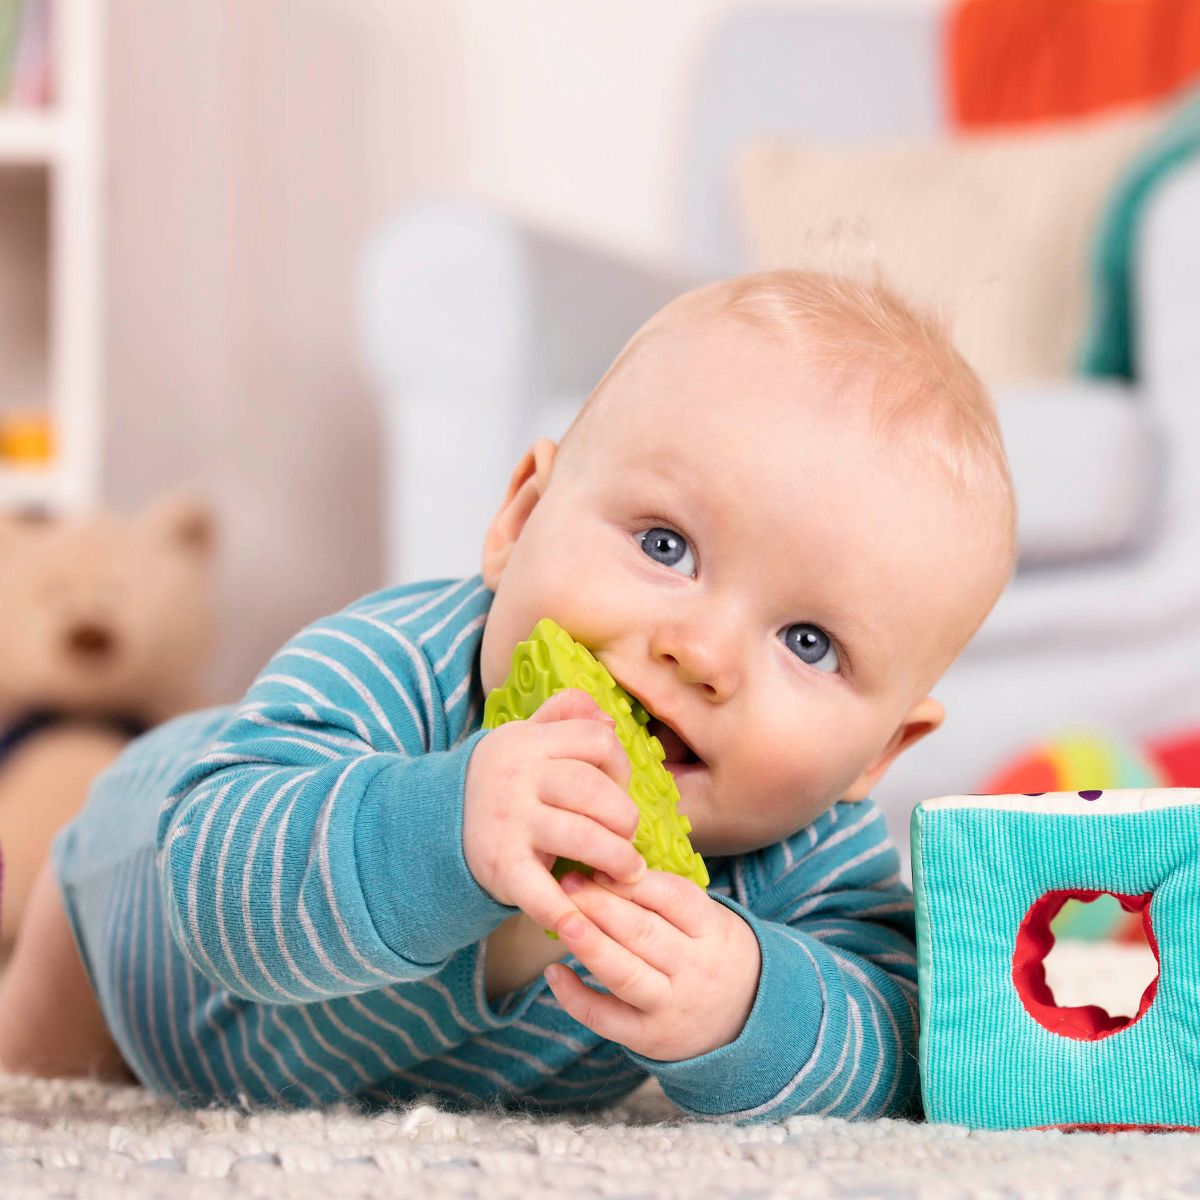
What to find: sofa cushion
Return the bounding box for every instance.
[735,107,1164,387]
[996,382,1157,565]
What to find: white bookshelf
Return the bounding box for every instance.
[0,0,103,515]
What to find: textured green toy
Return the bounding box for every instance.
[483,618,709,938]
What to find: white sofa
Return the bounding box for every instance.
[358,4,1200,875]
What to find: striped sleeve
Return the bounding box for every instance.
[155,604,513,1005]
[626,799,921,1124]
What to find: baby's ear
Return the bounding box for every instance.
[481,439,558,588]
[842,696,945,802]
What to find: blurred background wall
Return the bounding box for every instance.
[103,0,942,703]
[1,0,1193,883]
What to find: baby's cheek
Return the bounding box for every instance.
[736,728,816,803]
[752,710,868,801]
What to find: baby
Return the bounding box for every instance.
[0,269,1015,1123]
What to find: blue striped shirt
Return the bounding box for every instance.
[57,575,921,1121]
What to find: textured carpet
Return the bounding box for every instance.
[0,944,1191,1198]
[1,1071,1199,1199]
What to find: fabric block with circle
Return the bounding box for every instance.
[910,789,1200,1131]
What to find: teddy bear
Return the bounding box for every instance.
[0,491,217,956]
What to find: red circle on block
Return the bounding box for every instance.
[1012,889,1159,1039]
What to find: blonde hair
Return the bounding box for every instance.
[560,267,1018,579]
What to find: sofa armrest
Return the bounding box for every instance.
[357,199,696,583]
[359,198,696,398]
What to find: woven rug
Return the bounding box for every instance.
[2,1071,1199,1200]
[0,944,1191,1198]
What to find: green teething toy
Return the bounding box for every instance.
[483,618,709,938]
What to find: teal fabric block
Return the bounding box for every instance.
[911,790,1200,1131]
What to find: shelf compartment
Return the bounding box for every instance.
[0,110,63,164]
[0,463,58,512]
[0,165,49,416]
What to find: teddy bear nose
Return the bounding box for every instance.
[66,622,116,658]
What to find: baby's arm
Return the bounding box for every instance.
[156,589,515,1004]
[624,798,921,1123]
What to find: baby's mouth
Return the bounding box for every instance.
[645,716,703,766]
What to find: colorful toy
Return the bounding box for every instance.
[911,788,1200,1131]
[484,618,709,939]
[1144,728,1200,788]
[981,729,1164,798]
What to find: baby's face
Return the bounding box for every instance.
[479,313,1005,857]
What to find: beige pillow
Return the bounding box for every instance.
[735,108,1165,386]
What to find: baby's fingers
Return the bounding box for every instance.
[540,758,640,842]
[540,716,632,793]
[536,806,647,887]
[592,868,710,938]
[506,862,583,940]
[530,688,627,781]
[528,687,610,726]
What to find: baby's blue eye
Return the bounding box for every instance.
[639,526,696,577]
[781,623,840,673]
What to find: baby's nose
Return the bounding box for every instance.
[653,629,740,700]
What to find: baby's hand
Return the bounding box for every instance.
[543,870,762,1061]
[463,688,643,935]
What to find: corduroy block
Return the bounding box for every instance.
[911,789,1200,1131]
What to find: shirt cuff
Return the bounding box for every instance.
[623,893,829,1118]
[354,728,517,966]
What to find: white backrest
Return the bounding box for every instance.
[676,3,942,274]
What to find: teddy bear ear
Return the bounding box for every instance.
[0,507,51,550]
[144,491,217,559]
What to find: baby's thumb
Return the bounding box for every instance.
[529,687,615,726]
